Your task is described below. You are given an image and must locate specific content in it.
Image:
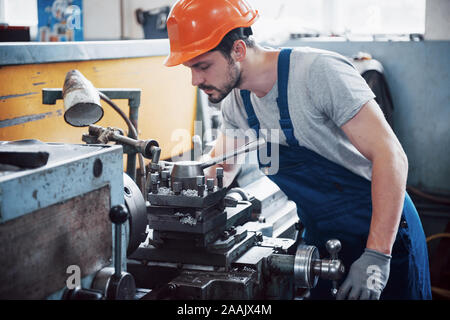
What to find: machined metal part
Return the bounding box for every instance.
[150,172,159,194]
[91,267,136,300]
[63,287,104,300]
[207,225,247,251]
[148,208,227,235]
[293,244,320,288]
[216,167,224,188]
[267,254,295,275]
[322,239,345,296]
[161,170,170,188]
[170,161,204,190]
[206,178,215,192]
[123,173,147,256]
[147,197,251,238]
[87,124,160,160]
[237,167,299,239]
[143,268,258,300]
[130,231,257,269]
[196,175,205,197]
[147,187,227,208]
[312,259,345,281]
[172,181,182,195]
[266,239,345,292]
[169,138,266,190]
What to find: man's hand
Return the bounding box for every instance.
[336,248,391,300]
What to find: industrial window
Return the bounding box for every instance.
[247,0,426,44]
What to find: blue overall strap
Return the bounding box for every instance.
[240,89,260,137]
[276,48,299,147]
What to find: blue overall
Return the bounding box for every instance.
[240,48,432,300]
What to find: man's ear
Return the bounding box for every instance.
[231,40,246,62]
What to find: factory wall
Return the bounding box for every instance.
[83,0,122,40]
[280,40,450,195]
[0,40,197,162]
[82,0,177,40]
[425,0,450,40]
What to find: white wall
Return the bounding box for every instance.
[425,0,450,40]
[83,0,121,40]
[0,0,38,39]
[0,0,7,24]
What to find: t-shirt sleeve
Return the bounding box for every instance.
[307,54,376,127]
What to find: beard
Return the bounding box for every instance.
[199,60,241,104]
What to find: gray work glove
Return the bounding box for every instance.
[336,248,391,300]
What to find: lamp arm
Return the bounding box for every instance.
[98,91,147,198]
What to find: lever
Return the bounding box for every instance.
[109,204,129,278]
[308,239,345,297]
[89,204,136,300]
[325,239,344,297]
[200,137,266,169]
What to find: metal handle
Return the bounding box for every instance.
[200,137,266,169]
[291,240,345,293]
[324,239,344,297]
[109,205,129,277]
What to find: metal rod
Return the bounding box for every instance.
[200,137,266,169]
[114,224,122,277]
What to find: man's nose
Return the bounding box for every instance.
[191,70,204,87]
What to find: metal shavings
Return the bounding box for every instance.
[180,215,197,226]
[158,187,173,195]
[181,189,199,197]
[174,212,197,226]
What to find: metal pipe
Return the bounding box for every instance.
[98,92,146,197]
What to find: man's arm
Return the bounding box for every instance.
[341,99,408,255]
[336,98,408,300]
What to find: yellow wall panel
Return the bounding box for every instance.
[0,56,196,161]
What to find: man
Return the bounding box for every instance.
[164,0,432,300]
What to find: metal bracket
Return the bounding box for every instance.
[42,88,141,109]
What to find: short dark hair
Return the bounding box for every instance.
[211,27,255,59]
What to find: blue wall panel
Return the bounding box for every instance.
[280,40,450,193]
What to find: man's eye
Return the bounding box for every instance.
[199,65,209,70]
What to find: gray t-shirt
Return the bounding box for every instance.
[220,47,376,181]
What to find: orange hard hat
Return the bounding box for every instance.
[164,0,259,67]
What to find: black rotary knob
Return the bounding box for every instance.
[109,204,129,225]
